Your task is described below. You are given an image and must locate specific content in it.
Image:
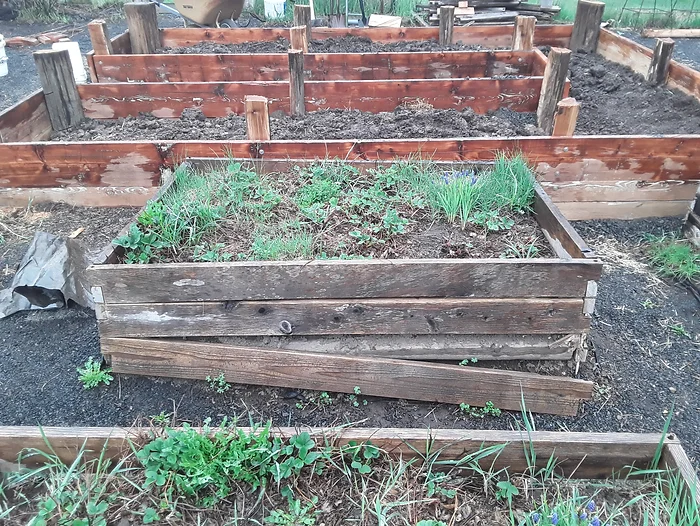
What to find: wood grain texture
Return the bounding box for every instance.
[513,15,536,51]
[33,50,84,131]
[570,0,605,52]
[289,26,308,53]
[92,51,537,83]
[536,47,571,134]
[551,97,580,137]
[667,59,700,100]
[244,95,270,141]
[647,38,674,86]
[102,337,592,415]
[0,426,667,480]
[293,4,312,44]
[597,28,652,77]
[124,2,159,54]
[88,19,113,55]
[541,180,700,202]
[88,259,601,304]
[0,91,52,143]
[288,49,305,116]
[0,186,155,207]
[662,442,700,506]
[439,6,455,46]
[77,77,543,118]
[97,298,590,338]
[556,200,691,220]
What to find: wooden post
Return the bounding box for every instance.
[551,97,581,136]
[290,26,309,53]
[33,49,84,131]
[124,2,160,54]
[512,16,536,51]
[293,4,312,44]
[439,6,455,46]
[288,49,305,116]
[245,96,271,141]
[647,38,675,86]
[87,19,113,55]
[537,47,572,135]
[570,0,605,52]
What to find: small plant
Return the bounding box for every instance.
[646,234,700,283]
[459,357,479,366]
[425,472,456,499]
[669,323,691,339]
[495,479,520,505]
[342,440,380,475]
[205,372,231,394]
[503,240,540,258]
[459,401,502,418]
[471,210,515,231]
[641,299,657,309]
[77,357,113,390]
[193,242,232,262]
[265,497,318,525]
[347,386,368,407]
[149,411,172,426]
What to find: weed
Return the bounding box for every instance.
[17,0,66,22]
[77,357,113,390]
[342,440,380,475]
[471,209,515,231]
[495,479,520,505]
[149,411,172,426]
[205,373,231,394]
[459,357,479,366]
[669,323,691,339]
[193,242,232,262]
[459,401,502,418]
[249,231,314,260]
[347,386,368,407]
[646,234,700,283]
[265,497,318,525]
[641,299,657,309]
[425,471,456,498]
[503,239,540,258]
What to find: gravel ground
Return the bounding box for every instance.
[620,29,700,71]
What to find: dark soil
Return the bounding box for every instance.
[567,51,700,135]
[159,34,488,54]
[0,210,697,475]
[50,107,541,142]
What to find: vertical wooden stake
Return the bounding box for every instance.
[124,2,160,54]
[293,4,312,44]
[245,96,271,141]
[33,49,84,131]
[290,26,309,53]
[647,38,675,86]
[439,6,455,46]
[512,16,536,51]
[537,47,572,135]
[288,49,305,116]
[551,97,581,136]
[88,19,113,55]
[569,0,605,52]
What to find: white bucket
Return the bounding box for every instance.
[52,41,87,84]
[264,0,285,18]
[0,34,7,78]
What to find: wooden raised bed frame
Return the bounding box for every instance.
[0,427,698,507]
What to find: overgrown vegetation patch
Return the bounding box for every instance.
[645,233,700,284]
[115,155,552,264]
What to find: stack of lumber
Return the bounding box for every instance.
[417,0,560,24]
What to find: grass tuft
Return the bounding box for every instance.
[645,233,700,283]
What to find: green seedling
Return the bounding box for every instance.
[205,373,231,394]
[77,357,113,390]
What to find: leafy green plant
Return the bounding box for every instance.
[425,472,456,499]
[205,373,231,394]
[265,497,318,525]
[495,479,519,505]
[503,240,540,258]
[646,234,700,283]
[347,385,368,407]
[471,210,515,231]
[459,401,502,418]
[459,357,479,366]
[193,243,232,262]
[342,440,380,475]
[77,357,113,390]
[669,323,691,339]
[114,223,168,264]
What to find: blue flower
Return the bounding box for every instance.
[551,512,558,525]
[531,512,540,523]
[591,517,601,526]
[587,501,596,512]
[580,512,588,520]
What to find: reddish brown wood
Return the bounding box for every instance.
[0,91,52,143]
[551,97,580,136]
[88,19,113,55]
[244,95,271,140]
[289,26,308,53]
[513,15,536,51]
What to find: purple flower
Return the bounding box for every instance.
[591,517,601,526]
[551,512,558,525]
[531,512,540,523]
[580,512,588,520]
[587,501,596,512]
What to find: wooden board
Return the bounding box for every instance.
[92,50,537,83]
[157,25,572,48]
[96,298,590,338]
[102,337,593,415]
[0,426,670,481]
[667,60,700,100]
[556,200,691,220]
[662,442,700,506]
[541,180,700,202]
[0,91,52,143]
[0,186,156,207]
[89,259,600,304]
[77,77,543,118]
[1,136,699,190]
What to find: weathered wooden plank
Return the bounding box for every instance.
[0,91,52,143]
[597,28,652,77]
[667,60,700,100]
[0,186,155,207]
[662,442,700,506]
[97,298,589,337]
[214,334,577,361]
[0,426,667,481]
[111,31,132,54]
[570,0,604,52]
[556,200,690,220]
[93,51,537,83]
[541,180,700,202]
[102,337,592,415]
[89,259,601,304]
[157,25,572,49]
[77,77,543,118]
[534,184,596,259]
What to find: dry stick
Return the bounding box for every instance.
[288,49,305,116]
[87,19,113,55]
[244,96,271,141]
[124,2,160,54]
[647,38,675,86]
[512,15,536,51]
[551,97,580,136]
[290,26,309,53]
[33,49,84,131]
[569,0,605,52]
[439,6,455,46]
[293,4,312,45]
[537,47,571,135]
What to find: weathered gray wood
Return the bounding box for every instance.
[32,50,84,131]
[88,259,602,304]
[88,19,113,55]
[662,442,700,506]
[215,334,577,361]
[124,2,160,54]
[513,15,536,51]
[103,337,593,415]
[244,95,270,141]
[569,0,604,52]
[439,6,455,46]
[537,47,572,135]
[290,26,309,53]
[293,4,312,44]
[288,49,305,116]
[97,298,590,338]
[647,38,675,86]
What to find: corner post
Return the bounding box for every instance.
[551,97,581,136]
[294,4,313,44]
[288,49,305,116]
[569,0,605,52]
[245,96,271,141]
[537,47,572,135]
[290,26,309,53]
[88,19,113,55]
[513,15,536,51]
[647,38,675,86]
[33,49,84,131]
[439,6,455,46]
[124,2,160,54]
